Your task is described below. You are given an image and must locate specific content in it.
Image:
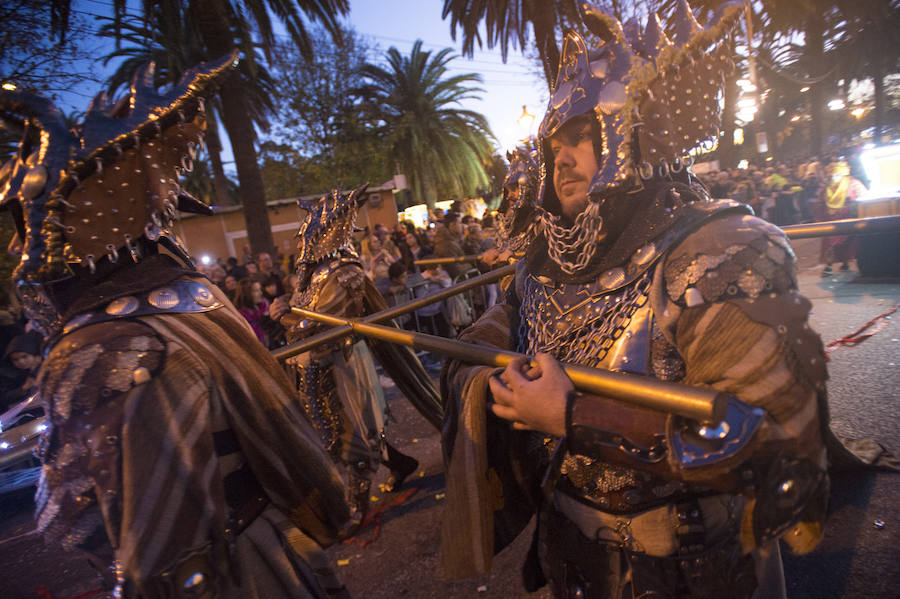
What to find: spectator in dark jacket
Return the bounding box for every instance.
[432,212,472,279]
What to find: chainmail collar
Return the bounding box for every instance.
[525,181,749,285]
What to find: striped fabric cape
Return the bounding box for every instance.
[36,258,349,595]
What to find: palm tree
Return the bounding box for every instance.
[831,0,900,143]
[441,0,581,89]
[360,41,495,209]
[184,0,348,254]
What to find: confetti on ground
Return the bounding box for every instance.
[419,471,425,477]
[370,496,379,502]
[874,519,885,529]
[337,559,350,566]
[435,493,445,500]
[412,438,419,443]
[477,585,488,592]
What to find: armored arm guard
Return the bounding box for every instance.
[559,213,829,550]
[285,261,366,350]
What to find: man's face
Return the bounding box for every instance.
[549,116,598,220]
[258,253,273,270]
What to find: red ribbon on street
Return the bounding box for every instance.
[824,302,900,359]
[342,487,419,548]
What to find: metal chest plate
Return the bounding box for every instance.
[518,270,653,374]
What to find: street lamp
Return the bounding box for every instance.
[517,105,535,132]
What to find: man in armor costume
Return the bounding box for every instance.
[440,2,830,597]
[0,57,352,598]
[482,144,539,268]
[270,188,442,525]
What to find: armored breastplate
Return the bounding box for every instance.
[519,252,694,512]
[517,195,750,512]
[294,257,355,311]
[518,269,654,373]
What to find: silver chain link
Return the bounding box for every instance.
[531,201,606,275]
[518,271,652,369]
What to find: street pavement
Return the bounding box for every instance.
[781,240,900,599]
[0,238,897,598]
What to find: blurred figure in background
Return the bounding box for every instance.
[1,332,42,409]
[820,160,867,276]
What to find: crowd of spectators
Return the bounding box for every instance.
[3,155,873,410]
[694,151,870,227]
[190,202,501,351]
[187,152,879,349]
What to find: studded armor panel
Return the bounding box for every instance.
[289,358,343,456]
[665,232,796,306]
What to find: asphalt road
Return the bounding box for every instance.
[0,238,897,599]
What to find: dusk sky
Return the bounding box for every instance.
[348,0,548,152]
[62,0,549,169]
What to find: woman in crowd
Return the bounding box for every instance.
[364,236,397,281]
[400,231,427,272]
[233,278,271,346]
[223,274,239,301]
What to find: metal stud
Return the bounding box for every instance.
[148,287,180,310]
[106,296,139,315]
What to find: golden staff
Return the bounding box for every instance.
[271,263,517,361]
[290,306,726,423]
[414,255,481,266]
[781,214,900,239]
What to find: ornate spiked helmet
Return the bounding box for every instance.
[295,184,369,266]
[532,0,741,274]
[0,53,237,289]
[497,144,539,253]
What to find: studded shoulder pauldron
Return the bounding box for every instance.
[292,255,363,312]
[59,279,223,336]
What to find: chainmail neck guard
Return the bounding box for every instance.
[525,179,745,285]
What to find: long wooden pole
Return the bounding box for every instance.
[414,255,481,266]
[781,214,900,239]
[270,263,517,361]
[290,307,725,423]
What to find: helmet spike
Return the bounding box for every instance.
[673,0,703,48]
[643,13,673,61]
